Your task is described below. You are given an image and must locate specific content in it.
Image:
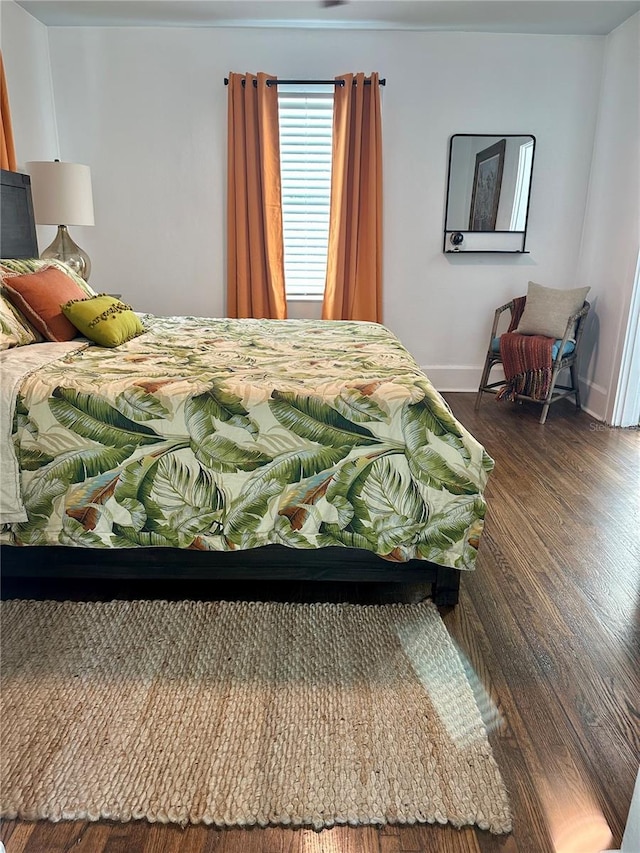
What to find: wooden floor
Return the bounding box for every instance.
[1,393,639,853]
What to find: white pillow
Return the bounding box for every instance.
[517,281,590,340]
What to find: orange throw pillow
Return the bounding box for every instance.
[2,267,88,342]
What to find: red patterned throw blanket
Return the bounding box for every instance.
[497,296,555,402]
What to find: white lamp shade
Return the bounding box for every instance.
[26,161,95,226]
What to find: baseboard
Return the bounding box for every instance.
[579,377,608,423]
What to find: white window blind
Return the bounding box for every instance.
[278,88,334,300]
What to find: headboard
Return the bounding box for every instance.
[0,169,38,259]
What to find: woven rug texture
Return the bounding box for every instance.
[0,598,511,833]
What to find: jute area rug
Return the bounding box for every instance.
[0,598,511,833]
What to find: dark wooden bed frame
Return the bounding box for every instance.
[0,545,461,605]
[0,168,461,606]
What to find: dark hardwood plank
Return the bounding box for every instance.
[140,823,207,853]
[249,826,303,853]
[394,824,483,852]
[102,822,146,853]
[22,821,86,853]
[0,820,18,847]
[2,394,638,853]
[66,823,113,853]
[0,821,35,852]
[292,826,381,852]
[378,832,401,853]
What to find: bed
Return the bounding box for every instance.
[0,169,493,605]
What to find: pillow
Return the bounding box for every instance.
[62,295,144,347]
[0,294,38,349]
[516,281,590,340]
[2,267,88,342]
[0,258,96,297]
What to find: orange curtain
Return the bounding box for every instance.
[322,72,382,323]
[227,72,287,319]
[0,51,17,171]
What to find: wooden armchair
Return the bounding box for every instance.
[475,298,590,424]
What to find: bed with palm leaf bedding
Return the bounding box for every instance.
[1,310,493,604]
[0,168,492,604]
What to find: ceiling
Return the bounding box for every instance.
[14,0,640,35]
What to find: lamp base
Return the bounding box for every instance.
[41,225,91,281]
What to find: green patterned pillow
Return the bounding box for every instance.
[62,294,144,347]
[0,258,96,297]
[0,293,38,349]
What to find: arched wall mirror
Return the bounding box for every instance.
[443,134,536,253]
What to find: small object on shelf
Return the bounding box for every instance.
[450,231,464,250]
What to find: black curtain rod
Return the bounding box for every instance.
[224,77,385,87]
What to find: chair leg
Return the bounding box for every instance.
[475,354,493,411]
[539,366,561,424]
[570,364,581,411]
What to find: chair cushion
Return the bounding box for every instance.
[515,281,589,339]
[492,336,575,360]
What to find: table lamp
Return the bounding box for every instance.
[26,160,95,281]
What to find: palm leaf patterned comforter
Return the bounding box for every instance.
[2,317,493,570]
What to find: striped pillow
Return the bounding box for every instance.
[0,293,38,349]
[0,258,96,297]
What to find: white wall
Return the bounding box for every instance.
[576,12,640,422]
[0,0,58,249]
[33,25,602,387]
[0,1,58,163]
[1,15,612,392]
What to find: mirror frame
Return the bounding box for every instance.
[443,133,536,254]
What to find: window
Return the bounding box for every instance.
[509,139,534,232]
[278,86,334,300]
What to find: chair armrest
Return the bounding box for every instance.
[568,302,590,324]
[553,303,590,365]
[490,301,514,340]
